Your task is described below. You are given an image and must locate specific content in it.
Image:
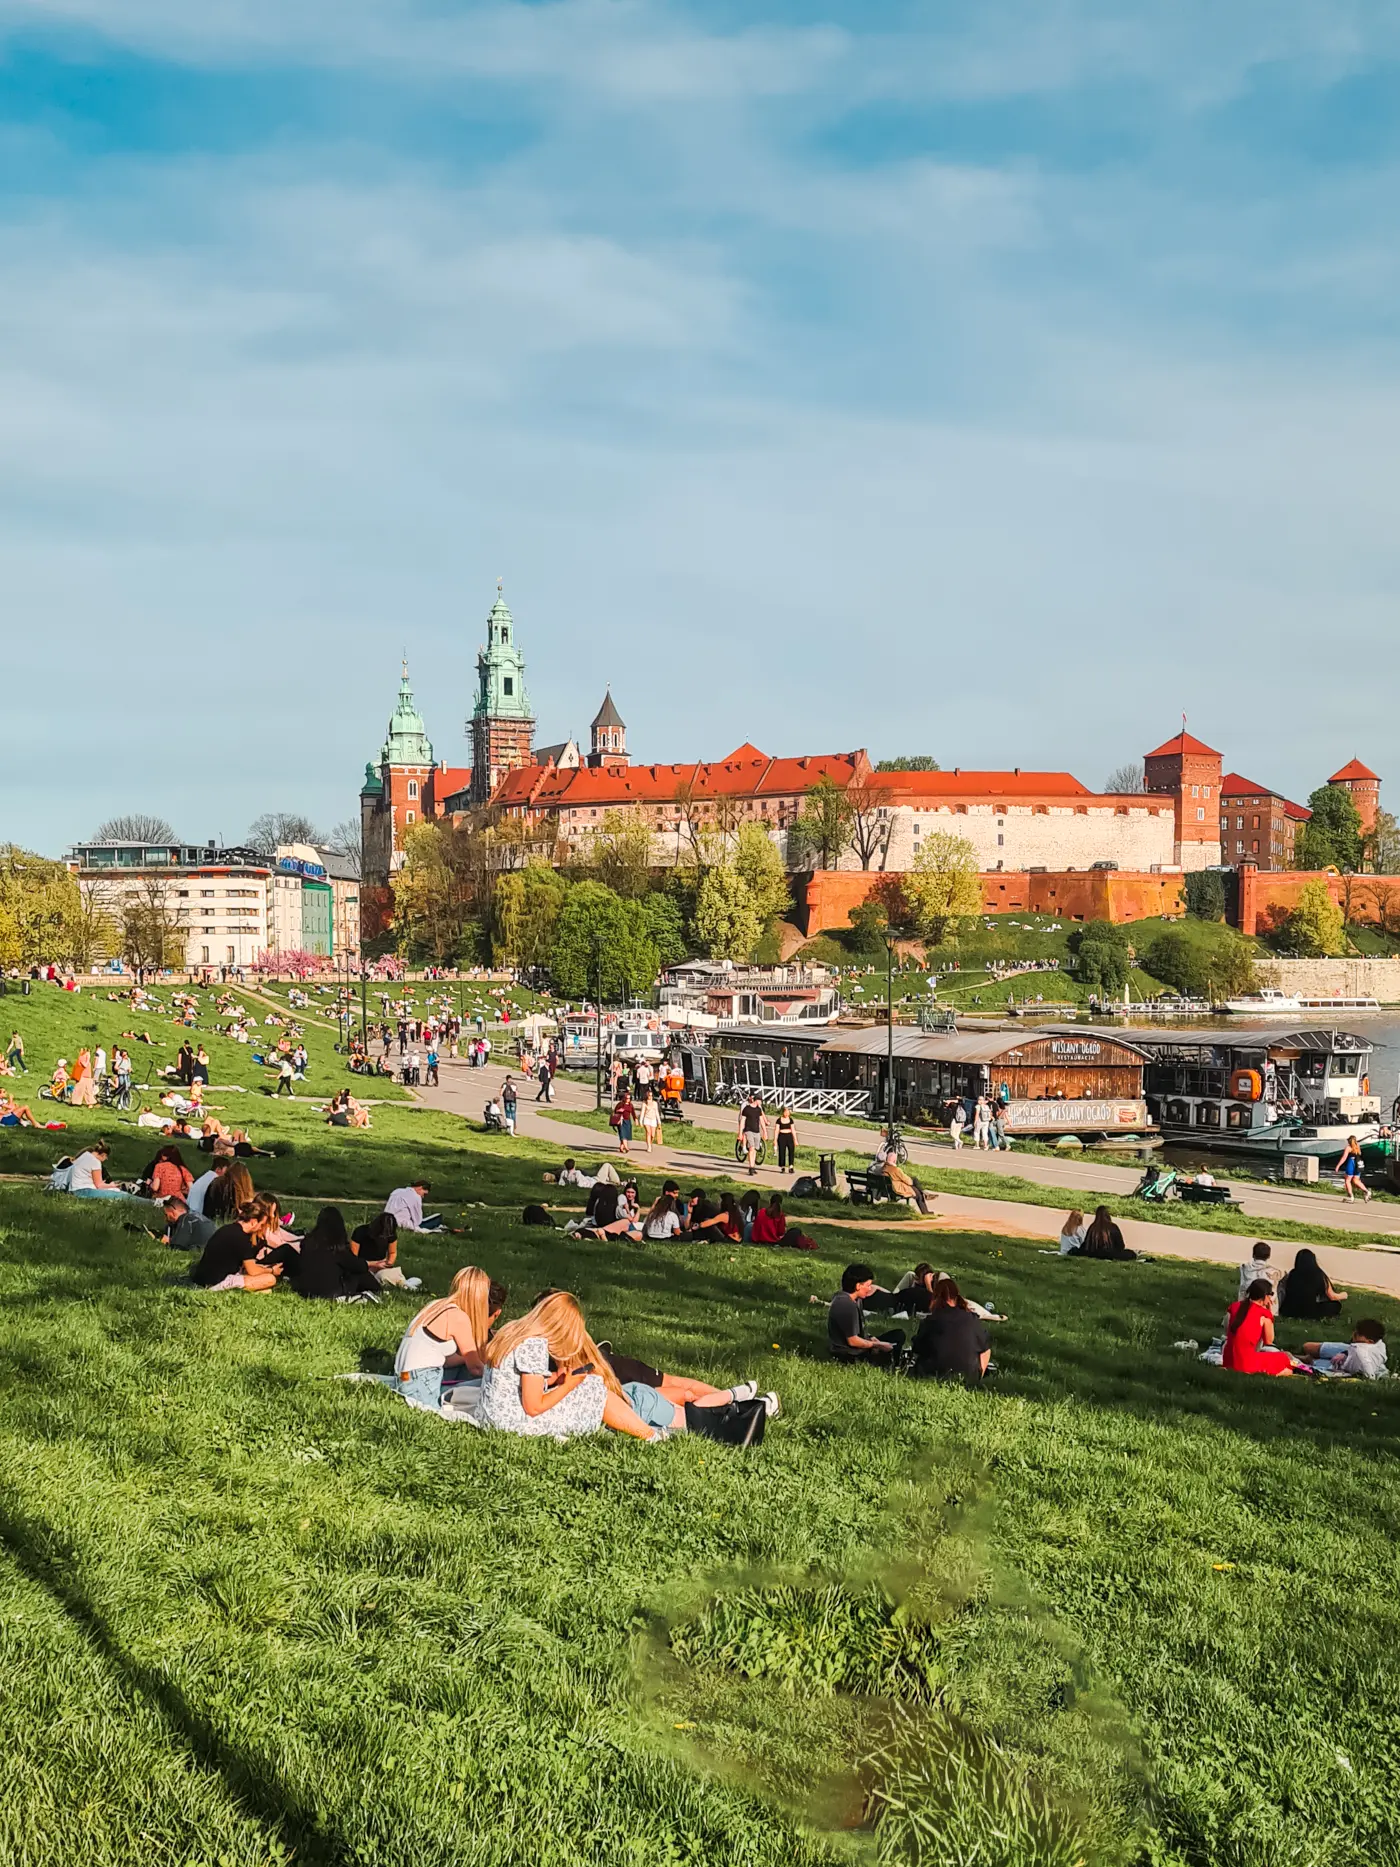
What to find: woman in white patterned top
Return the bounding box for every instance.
[480,1292,661,1440]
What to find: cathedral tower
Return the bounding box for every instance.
[587,689,628,770]
[469,581,535,803]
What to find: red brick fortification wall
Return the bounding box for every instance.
[1236,869,1400,938]
[801,870,1187,934]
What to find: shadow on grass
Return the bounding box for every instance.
[0,1490,349,1866]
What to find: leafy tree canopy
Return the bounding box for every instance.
[1296,786,1363,872]
[1184,870,1226,922]
[592,810,654,899]
[693,864,762,962]
[1073,920,1133,992]
[733,823,791,925]
[549,882,659,1000]
[1277,881,1346,958]
[1143,925,1256,999]
[901,834,981,945]
[874,755,940,772]
[0,847,85,969]
[787,776,853,871]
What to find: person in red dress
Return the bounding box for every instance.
[1223,1279,1296,1376]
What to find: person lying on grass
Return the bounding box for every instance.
[191,1194,285,1292]
[1303,1319,1388,1379]
[0,1089,38,1127]
[1222,1279,1297,1377]
[154,1195,216,1254]
[395,1268,509,1407]
[479,1291,664,1441]
[911,1276,991,1384]
[825,1263,906,1367]
[532,1292,781,1431]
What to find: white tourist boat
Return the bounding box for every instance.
[1223,988,1381,1015]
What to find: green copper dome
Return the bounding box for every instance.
[383,662,435,766]
[360,759,384,797]
[473,585,532,723]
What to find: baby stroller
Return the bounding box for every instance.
[1133,1164,1179,1202]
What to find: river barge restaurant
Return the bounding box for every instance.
[816,1027,1152,1134]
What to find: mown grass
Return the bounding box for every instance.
[1,1177,1398,1866]
[3,986,1400,1866]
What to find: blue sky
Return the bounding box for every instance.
[3,0,1398,850]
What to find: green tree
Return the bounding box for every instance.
[549,882,658,1000]
[1364,807,1400,875]
[119,875,180,976]
[875,755,940,772]
[693,864,762,961]
[640,890,689,970]
[1279,880,1346,958]
[1144,926,1257,999]
[847,896,891,960]
[787,775,854,871]
[393,822,465,964]
[492,864,568,970]
[0,847,86,968]
[1074,920,1132,993]
[593,809,654,899]
[1296,785,1363,871]
[733,823,791,924]
[1184,870,1226,922]
[901,834,982,945]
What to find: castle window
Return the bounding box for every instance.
[1191,785,1199,798]
[406,810,415,823]
[504,678,514,696]
[407,780,418,799]
[1196,807,1204,821]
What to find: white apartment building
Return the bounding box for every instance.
[68,840,272,969]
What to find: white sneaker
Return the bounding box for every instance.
[760,1392,781,1419]
[730,1379,758,1403]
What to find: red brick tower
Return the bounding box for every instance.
[586,689,628,770]
[1329,758,1380,836]
[1143,727,1222,871]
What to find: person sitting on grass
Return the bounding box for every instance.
[394,1268,509,1409]
[641,1192,683,1242]
[385,1180,443,1233]
[68,1141,134,1202]
[1058,1210,1086,1255]
[0,1088,38,1128]
[280,1207,381,1301]
[204,1162,255,1224]
[230,1128,272,1158]
[191,1194,285,1292]
[1237,1242,1281,1308]
[1222,1278,1295,1377]
[1278,1248,1347,1320]
[827,1263,905,1367]
[1076,1206,1136,1260]
[143,1144,193,1203]
[352,1211,400,1274]
[575,1180,641,1241]
[751,1193,787,1245]
[911,1276,990,1384]
[1303,1319,1388,1379]
[479,1291,663,1441]
[156,1195,216,1254]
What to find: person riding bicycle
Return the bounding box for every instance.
[737,1091,768,1176]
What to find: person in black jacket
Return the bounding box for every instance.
[911,1277,989,1383]
[280,1207,380,1300]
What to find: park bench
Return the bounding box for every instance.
[845,1169,895,1205]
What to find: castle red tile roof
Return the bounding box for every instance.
[434,766,473,798]
[486,747,868,812]
[870,769,1091,800]
[1220,773,1311,819]
[1330,758,1379,783]
[1145,730,1220,760]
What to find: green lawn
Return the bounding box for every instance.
[2,989,1400,1865]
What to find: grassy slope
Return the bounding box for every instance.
[0,992,1399,1865]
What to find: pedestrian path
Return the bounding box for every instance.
[417,1059,1400,1300]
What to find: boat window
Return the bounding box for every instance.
[1194,1103,1221,1127]
[1225,1104,1252,1129]
[1332,1054,1361,1076]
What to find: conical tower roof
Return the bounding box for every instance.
[592,687,624,730]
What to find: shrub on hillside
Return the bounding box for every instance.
[1143,925,1257,999]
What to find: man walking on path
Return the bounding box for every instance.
[738,1091,768,1176]
[536,1058,553,1103]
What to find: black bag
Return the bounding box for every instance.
[818,1152,838,1193]
[521,1204,555,1227]
[788,1174,820,1199]
[684,1397,767,1447]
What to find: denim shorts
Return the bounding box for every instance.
[399,1365,444,1410]
[622,1381,676,1430]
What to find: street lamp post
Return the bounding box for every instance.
[884,935,896,1143]
[594,952,605,1112]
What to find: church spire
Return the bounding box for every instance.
[469,580,536,802]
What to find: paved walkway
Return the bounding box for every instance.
[419,1059,1400,1301]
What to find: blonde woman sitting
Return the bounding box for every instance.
[394,1267,507,1411]
[480,1291,662,1441]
